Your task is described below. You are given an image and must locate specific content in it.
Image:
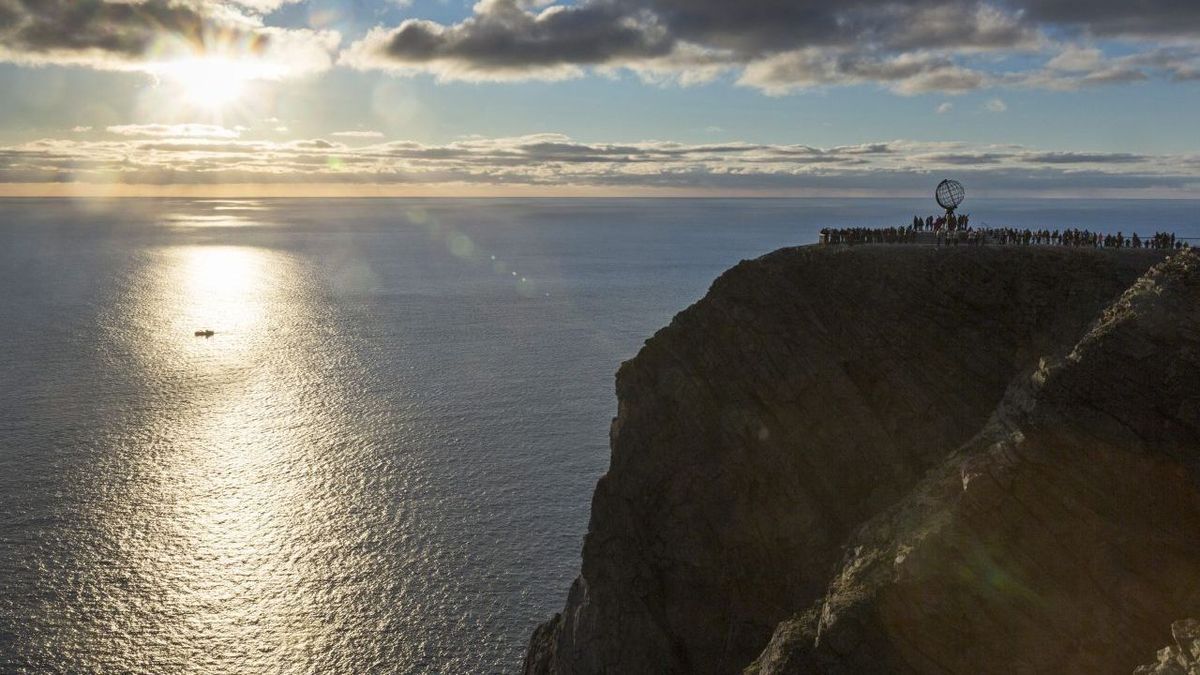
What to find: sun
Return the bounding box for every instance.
[163,59,251,111]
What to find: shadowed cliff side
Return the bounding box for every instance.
[525,245,1178,674]
[748,249,1200,673]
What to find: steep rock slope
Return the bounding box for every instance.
[749,249,1200,673]
[525,246,1174,674]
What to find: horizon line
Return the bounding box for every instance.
[0,183,1197,200]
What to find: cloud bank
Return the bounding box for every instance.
[2,131,1197,196]
[0,0,339,77]
[342,0,1200,93]
[106,123,243,138]
[1,1,1196,93]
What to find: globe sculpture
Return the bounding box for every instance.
[935,178,966,214]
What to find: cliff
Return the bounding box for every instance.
[525,244,1200,674]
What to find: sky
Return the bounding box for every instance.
[1,0,1199,197]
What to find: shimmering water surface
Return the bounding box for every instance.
[2,198,1199,674]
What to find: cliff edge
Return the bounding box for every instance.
[525,245,1199,674]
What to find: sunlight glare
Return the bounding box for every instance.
[164,59,251,111]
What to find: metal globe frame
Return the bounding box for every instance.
[935,179,966,214]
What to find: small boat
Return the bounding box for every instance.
[194,330,215,338]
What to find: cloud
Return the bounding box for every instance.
[341,0,1034,90]
[984,97,1007,112]
[0,1,244,61]
[331,130,386,138]
[1020,0,1200,38]
[913,152,1013,164]
[342,0,1200,94]
[936,102,954,114]
[106,123,242,138]
[1046,45,1105,72]
[340,0,676,82]
[0,0,339,77]
[226,0,304,12]
[739,50,989,95]
[1003,43,1200,90]
[290,138,342,149]
[3,0,1197,98]
[342,0,1018,87]
[2,131,1197,196]
[1022,152,1147,164]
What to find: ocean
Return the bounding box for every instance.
[2,197,1198,673]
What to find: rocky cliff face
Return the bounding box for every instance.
[1136,620,1200,674]
[525,246,1199,675]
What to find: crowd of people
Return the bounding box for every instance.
[820,217,1190,251]
[976,228,1182,249]
[912,213,969,231]
[820,226,919,245]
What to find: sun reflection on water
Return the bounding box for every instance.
[175,246,267,345]
[78,244,360,672]
[162,213,266,229]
